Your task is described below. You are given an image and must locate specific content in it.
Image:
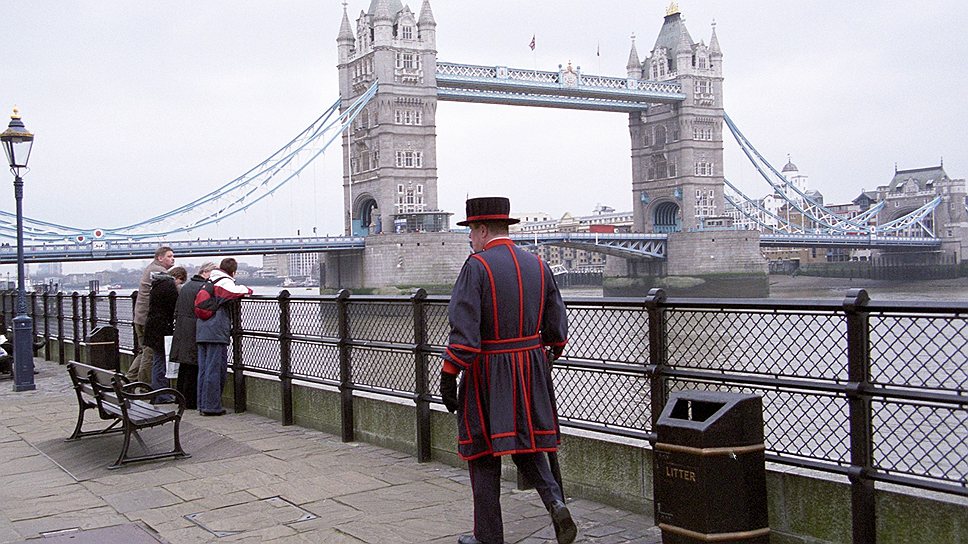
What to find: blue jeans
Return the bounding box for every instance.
[197,343,228,413]
[151,350,175,403]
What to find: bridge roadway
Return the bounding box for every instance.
[0,232,942,264]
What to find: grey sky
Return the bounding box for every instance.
[1,1,965,269]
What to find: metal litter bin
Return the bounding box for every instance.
[85,325,119,371]
[654,391,769,544]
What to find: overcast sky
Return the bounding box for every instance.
[2,1,965,272]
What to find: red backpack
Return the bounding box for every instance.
[193,277,229,320]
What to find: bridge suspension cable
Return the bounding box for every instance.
[0,83,379,242]
[723,113,942,236]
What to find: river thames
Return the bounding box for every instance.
[255,276,968,302]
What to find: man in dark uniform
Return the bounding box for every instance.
[440,197,577,544]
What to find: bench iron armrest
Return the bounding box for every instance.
[118,387,187,413]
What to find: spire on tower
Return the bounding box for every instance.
[418,0,436,27]
[627,33,641,74]
[709,20,722,55]
[338,2,354,43]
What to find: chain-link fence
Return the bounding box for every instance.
[10,287,965,502]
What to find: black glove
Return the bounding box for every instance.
[440,372,459,413]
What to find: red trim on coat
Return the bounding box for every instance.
[450,343,482,353]
[536,255,547,336]
[475,362,492,452]
[483,238,515,250]
[444,349,472,367]
[519,352,538,451]
[482,334,540,344]
[533,429,558,435]
[511,354,518,441]
[505,244,525,337]
[491,431,517,439]
[471,253,500,339]
[442,360,460,375]
[460,449,496,461]
[493,447,558,457]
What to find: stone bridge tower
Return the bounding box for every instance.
[337,0,443,237]
[627,4,725,233]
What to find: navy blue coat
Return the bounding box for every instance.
[444,238,568,460]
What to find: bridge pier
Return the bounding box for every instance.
[323,232,468,293]
[604,231,768,297]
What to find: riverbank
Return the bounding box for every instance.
[561,276,968,302]
[767,275,968,302]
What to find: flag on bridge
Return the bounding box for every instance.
[529,35,535,50]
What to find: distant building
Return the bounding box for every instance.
[38,262,63,277]
[262,253,320,279]
[511,207,633,271]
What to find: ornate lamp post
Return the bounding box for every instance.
[1,108,36,391]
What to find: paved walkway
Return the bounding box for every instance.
[0,358,661,543]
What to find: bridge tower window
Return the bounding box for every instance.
[401,25,413,40]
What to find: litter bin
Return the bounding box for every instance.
[654,391,769,544]
[85,325,120,371]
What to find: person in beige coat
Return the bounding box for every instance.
[126,246,175,382]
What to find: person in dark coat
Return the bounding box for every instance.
[170,262,216,409]
[143,266,187,402]
[440,197,576,544]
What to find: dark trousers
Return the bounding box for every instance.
[176,362,198,409]
[197,343,228,414]
[468,452,563,544]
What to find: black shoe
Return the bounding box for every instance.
[549,500,577,544]
[200,409,226,416]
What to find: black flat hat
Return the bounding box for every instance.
[457,197,521,226]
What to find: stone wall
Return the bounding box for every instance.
[361,232,468,290]
[666,230,766,276]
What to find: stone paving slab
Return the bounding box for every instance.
[0,358,662,543]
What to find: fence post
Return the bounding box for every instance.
[71,293,81,363]
[411,288,431,462]
[130,292,139,355]
[108,291,118,330]
[29,291,37,338]
[80,293,89,344]
[645,288,668,430]
[337,289,354,442]
[56,292,66,364]
[88,291,98,331]
[231,299,246,413]
[42,292,51,361]
[843,288,875,544]
[279,290,293,426]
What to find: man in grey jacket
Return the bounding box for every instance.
[126,246,175,382]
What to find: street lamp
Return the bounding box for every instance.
[1,108,35,391]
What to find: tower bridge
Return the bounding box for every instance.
[3,1,965,293]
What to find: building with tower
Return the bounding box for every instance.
[337,0,449,237]
[627,3,725,234]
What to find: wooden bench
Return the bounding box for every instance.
[66,361,190,469]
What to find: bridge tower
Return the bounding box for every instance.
[337,0,443,237]
[627,4,725,233]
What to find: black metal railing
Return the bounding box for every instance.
[4,287,965,544]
